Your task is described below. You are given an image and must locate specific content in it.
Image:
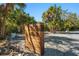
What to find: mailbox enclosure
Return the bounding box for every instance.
[24,23,44,55]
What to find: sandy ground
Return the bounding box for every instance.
[10,33,79,56]
[1,32,79,56]
[44,33,79,56]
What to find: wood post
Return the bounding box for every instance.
[24,23,44,55]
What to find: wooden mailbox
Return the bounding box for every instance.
[24,23,44,55]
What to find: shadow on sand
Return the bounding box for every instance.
[44,35,79,56]
[44,48,77,56]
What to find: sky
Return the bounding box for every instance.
[24,3,79,22]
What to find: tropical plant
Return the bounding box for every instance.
[64,13,78,31]
[0,3,26,38]
[42,4,62,32]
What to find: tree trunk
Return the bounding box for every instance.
[0,17,5,39]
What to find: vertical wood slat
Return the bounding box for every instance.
[24,23,44,55]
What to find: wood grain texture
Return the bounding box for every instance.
[24,23,44,55]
